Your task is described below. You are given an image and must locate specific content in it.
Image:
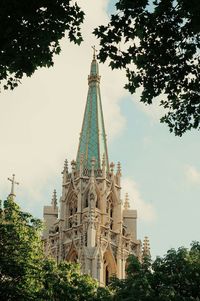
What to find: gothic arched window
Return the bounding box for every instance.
[69,202,73,216]
[84,232,87,246]
[69,219,72,228]
[109,201,114,230]
[105,266,109,286]
[122,228,126,236]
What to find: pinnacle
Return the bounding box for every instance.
[64,159,68,170]
[117,162,121,174]
[142,236,151,257]
[51,189,57,208]
[124,193,130,210]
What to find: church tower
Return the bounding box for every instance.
[43,51,141,286]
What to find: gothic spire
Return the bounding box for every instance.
[76,49,109,171]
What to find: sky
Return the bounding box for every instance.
[0,0,199,258]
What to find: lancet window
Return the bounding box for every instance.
[105,265,109,286]
[110,206,113,218]
[67,196,77,229]
[107,198,114,230]
[103,251,117,286]
[68,199,77,216]
[85,197,88,208]
[69,219,72,228]
[96,198,99,209]
[84,232,87,246]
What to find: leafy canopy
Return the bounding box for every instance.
[109,242,200,301]
[0,198,199,300]
[0,197,109,301]
[0,0,200,136]
[0,197,43,300]
[0,0,84,90]
[39,259,98,301]
[94,0,200,136]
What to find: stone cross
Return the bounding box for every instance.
[8,174,19,197]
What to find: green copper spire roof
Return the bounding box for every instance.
[76,50,109,171]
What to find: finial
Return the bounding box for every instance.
[62,159,68,184]
[91,157,96,168]
[124,193,130,210]
[142,236,151,258]
[71,160,76,180]
[92,45,97,60]
[71,160,76,170]
[51,189,57,208]
[8,174,19,199]
[117,162,121,175]
[110,162,115,173]
[64,159,68,171]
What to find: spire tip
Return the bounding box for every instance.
[92,45,97,60]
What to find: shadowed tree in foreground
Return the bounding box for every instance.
[94,0,200,136]
[0,0,84,91]
[0,197,43,300]
[0,1,199,136]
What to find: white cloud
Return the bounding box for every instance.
[122,177,156,222]
[133,88,167,123]
[0,0,127,211]
[185,165,200,184]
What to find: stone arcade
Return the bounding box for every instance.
[42,51,149,286]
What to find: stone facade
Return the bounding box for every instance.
[42,53,142,286]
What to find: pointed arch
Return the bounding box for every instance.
[65,187,78,229]
[83,180,101,209]
[66,244,78,263]
[103,248,117,285]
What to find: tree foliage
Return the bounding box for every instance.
[0,0,84,90]
[39,260,97,301]
[1,1,199,136]
[0,197,43,300]
[0,198,199,300]
[109,242,200,301]
[0,198,101,301]
[94,0,200,136]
